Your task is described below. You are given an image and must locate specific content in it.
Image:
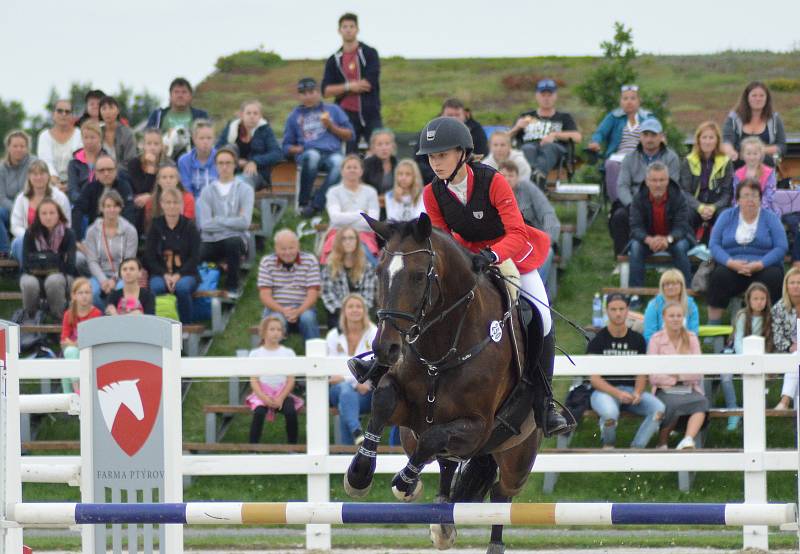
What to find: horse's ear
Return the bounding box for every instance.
[413,213,432,241]
[363,212,392,241]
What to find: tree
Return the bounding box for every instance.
[0,98,26,157]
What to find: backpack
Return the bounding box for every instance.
[11,307,47,352]
[192,263,221,321]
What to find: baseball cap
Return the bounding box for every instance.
[640,118,663,134]
[536,78,557,93]
[297,77,317,92]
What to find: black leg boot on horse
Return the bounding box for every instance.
[530,324,575,437]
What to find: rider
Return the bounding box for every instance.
[349,116,571,437]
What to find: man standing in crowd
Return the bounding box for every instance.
[507,78,581,189]
[628,162,693,287]
[322,13,382,154]
[608,118,680,256]
[283,78,354,218]
[588,293,664,449]
[146,78,209,133]
[258,229,321,340]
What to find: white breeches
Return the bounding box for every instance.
[520,269,551,336]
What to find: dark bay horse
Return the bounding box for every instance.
[344,213,543,554]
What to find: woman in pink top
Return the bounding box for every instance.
[648,301,709,450]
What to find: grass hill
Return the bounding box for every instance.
[194,51,800,136]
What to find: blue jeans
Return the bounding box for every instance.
[537,247,555,297]
[90,277,124,310]
[590,386,665,448]
[329,381,372,444]
[10,235,23,263]
[262,307,320,340]
[0,206,10,254]
[150,275,199,323]
[297,149,344,210]
[628,238,692,287]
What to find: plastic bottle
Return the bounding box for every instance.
[592,293,603,327]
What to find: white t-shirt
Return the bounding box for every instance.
[448,174,469,205]
[249,345,295,389]
[735,212,759,245]
[215,180,234,197]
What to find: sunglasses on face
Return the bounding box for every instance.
[621,85,639,92]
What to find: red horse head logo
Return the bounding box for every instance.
[96,360,162,456]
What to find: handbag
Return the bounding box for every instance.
[25,251,60,276]
[691,260,715,293]
[155,294,179,321]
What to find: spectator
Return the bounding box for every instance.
[67,121,107,206]
[722,81,786,167]
[588,293,664,449]
[0,131,36,256]
[727,283,774,430]
[257,229,321,340]
[178,120,218,198]
[321,225,377,329]
[196,147,254,297]
[321,155,380,264]
[482,131,531,184]
[99,96,137,165]
[588,85,654,200]
[498,160,560,293]
[72,155,135,240]
[648,302,707,450]
[146,77,209,134]
[104,258,154,316]
[75,90,105,127]
[20,198,77,319]
[145,187,201,324]
[609,119,681,256]
[246,315,303,445]
[37,100,82,188]
[362,128,397,195]
[327,293,377,444]
[59,277,101,392]
[707,179,787,324]
[283,77,353,218]
[144,164,195,231]
[83,189,138,309]
[322,12,382,153]
[770,267,800,410]
[628,162,693,288]
[678,121,733,243]
[385,159,425,222]
[643,269,700,343]
[127,129,165,231]
[10,160,71,263]
[507,79,581,188]
[415,98,488,183]
[732,138,777,214]
[216,100,282,189]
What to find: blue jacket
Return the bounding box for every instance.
[643,294,700,343]
[146,106,209,129]
[282,103,353,156]
[321,42,381,124]
[709,206,787,268]
[591,108,654,158]
[178,148,218,198]
[216,119,283,182]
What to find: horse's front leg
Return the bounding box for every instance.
[430,457,459,550]
[392,417,485,502]
[344,374,400,497]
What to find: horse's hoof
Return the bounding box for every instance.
[343,473,372,498]
[430,523,457,550]
[486,541,505,554]
[391,478,423,502]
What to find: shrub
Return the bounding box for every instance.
[768,78,800,93]
[216,49,285,73]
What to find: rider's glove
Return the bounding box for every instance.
[471,249,498,273]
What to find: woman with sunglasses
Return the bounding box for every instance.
[36,100,83,190]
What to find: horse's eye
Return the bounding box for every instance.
[413,271,426,283]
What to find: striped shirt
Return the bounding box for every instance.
[617,121,641,155]
[257,252,321,307]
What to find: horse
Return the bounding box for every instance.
[344,213,543,554]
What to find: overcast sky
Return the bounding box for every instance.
[2,0,798,116]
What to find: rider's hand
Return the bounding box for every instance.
[471,249,497,273]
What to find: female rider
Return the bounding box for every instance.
[350,117,570,437]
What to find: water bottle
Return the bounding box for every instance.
[592,293,603,327]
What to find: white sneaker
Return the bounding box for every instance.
[774,401,789,411]
[676,436,695,450]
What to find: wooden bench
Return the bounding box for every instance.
[203,404,345,444]
[557,224,577,268]
[615,254,704,288]
[543,407,796,494]
[545,183,601,238]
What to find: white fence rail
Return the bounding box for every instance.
[12,336,800,551]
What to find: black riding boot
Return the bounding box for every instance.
[531,329,574,437]
[347,357,390,387]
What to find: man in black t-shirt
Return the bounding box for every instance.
[508,78,581,188]
[587,294,664,448]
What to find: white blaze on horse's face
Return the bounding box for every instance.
[387,254,404,292]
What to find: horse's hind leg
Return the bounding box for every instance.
[344,375,400,497]
[430,458,459,550]
[487,486,509,554]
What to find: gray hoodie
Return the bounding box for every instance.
[0,154,35,212]
[616,144,681,207]
[196,178,254,244]
[84,216,138,282]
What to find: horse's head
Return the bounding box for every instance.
[365,212,473,366]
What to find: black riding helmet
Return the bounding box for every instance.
[417,117,474,183]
